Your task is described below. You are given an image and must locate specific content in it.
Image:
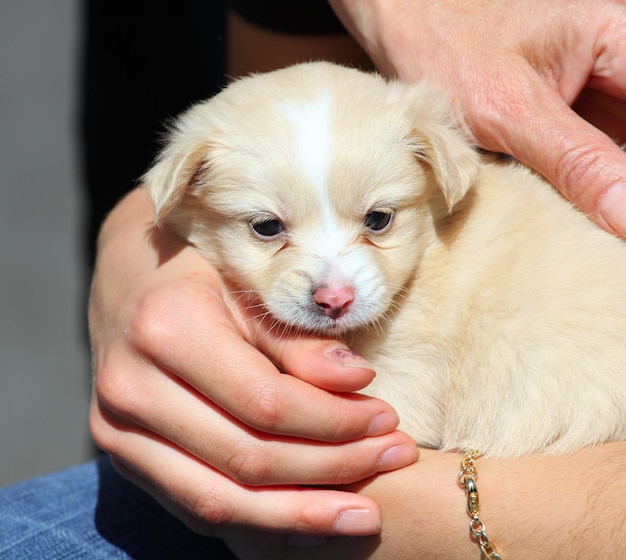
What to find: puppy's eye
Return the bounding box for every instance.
[250,217,285,239]
[364,211,393,232]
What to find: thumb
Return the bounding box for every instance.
[254,330,378,394]
[229,290,378,394]
[496,86,626,237]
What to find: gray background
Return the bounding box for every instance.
[0,0,93,487]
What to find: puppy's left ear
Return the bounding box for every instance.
[409,98,481,211]
[143,139,210,223]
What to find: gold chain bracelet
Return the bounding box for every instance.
[458,450,502,560]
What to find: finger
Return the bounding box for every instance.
[252,330,378,394]
[93,360,418,486]
[128,283,400,442]
[230,282,378,393]
[521,102,626,237]
[472,73,626,237]
[96,418,385,539]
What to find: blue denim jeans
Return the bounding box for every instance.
[0,456,235,559]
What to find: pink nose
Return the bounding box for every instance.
[314,285,355,319]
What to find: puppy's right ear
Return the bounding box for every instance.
[403,82,481,211]
[143,139,210,223]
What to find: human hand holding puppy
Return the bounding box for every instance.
[329,0,626,236]
[89,187,418,543]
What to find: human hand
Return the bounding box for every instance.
[88,188,418,544]
[329,0,626,236]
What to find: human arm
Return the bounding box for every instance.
[229,442,626,559]
[328,0,626,236]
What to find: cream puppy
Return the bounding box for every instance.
[145,62,626,456]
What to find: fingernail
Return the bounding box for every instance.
[377,443,419,472]
[325,346,375,371]
[366,411,399,436]
[599,184,626,236]
[333,509,381,535]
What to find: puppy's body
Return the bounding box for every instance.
[145,62,626,456]
[358,162,626,455]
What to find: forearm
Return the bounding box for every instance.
[350,443,626,559]
[232,443,626,559]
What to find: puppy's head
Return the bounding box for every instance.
[144,62,479,335]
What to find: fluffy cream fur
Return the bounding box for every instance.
[144,62,626,456]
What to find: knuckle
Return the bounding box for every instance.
[289,502,336,534]
[226,440,273,486]
[244,381,284,432]
[89,393,125,456]
[93,360,123,411]
[330,454,367,485]
[187,484,235,527]
[322,398,364,442]
[93,357,146,421]
[127,290,177,356]
[553,144,604,206]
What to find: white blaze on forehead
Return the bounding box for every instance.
[283,93,333,199]
[283,93,355,271]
